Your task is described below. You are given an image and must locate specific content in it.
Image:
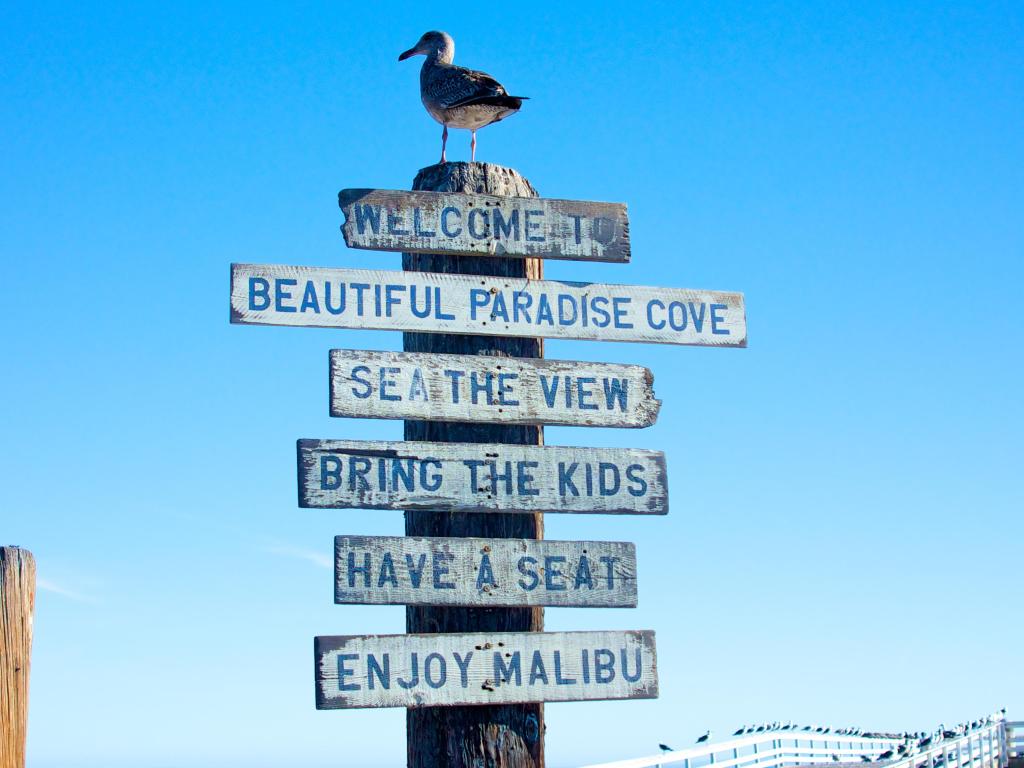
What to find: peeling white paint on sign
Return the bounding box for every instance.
[297,439,668,515]
[334,536,638,607]
[338,188,630,262]
[328,349,660,428]
[230,263,747,348]
[315,630,658,709]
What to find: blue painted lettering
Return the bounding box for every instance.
[440,206,462,237]
[476,553,496,591]
[275,278,297,313]
[524,209,545,242]
[338,653,360,691]
[517,556,539,591]
[494,651,521,686]
[626,464,647,497]
[529,650,549,685]
[711,303,730,335]
[423,653,446,689]
[349,366,372,399]
[468,208,489,239]
[594,648,615,683]
[432,552,455,589]
[544,555,567,591]
[413,208,435,237]
[353,204,381,234]
[493,208,520,240]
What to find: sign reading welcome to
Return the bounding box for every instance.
[338,188,630,262]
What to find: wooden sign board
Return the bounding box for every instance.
[315,630,658,709]
[230,263,747,348]
[338,188,630,263]
[335,536,638,607]
[298,439,668,515]
[329,349,660,428]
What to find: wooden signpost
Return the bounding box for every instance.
[229,263,747,347]
[335,536,638,607]
[338,188,631,262]
[329,349,660,427]
[230,160,746,767]
[315,630,658,709]
[297,439,668,515]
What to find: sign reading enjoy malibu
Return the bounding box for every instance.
[315,630,658,709]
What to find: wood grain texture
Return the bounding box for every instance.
[229,263,747,348]
[334,536,637,607]
[315,630,658,709]
[297,439,668,515]
[401,162,545,768]
[329,349,660,428]
[1,547,35,768]
[338,188,630,262]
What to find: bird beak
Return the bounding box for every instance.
[398,47,418,61]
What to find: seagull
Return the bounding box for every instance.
[398,30,527,164]
[734,726,747,736]
[697,731,712,744]
[832,755,841,763]
[659,744,674,753]
[879,750,895,760]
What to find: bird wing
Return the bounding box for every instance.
[434,65,524,109]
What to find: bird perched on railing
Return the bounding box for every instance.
[659,744,674,753]
[398,30,528,165]
[696,730,711,743]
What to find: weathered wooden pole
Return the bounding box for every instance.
[403,162,545,768]
[1,547,35,768]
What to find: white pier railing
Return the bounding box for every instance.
[1005,722,1022,760]
[579,719,1008,768]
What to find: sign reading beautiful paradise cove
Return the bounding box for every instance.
[338,188,630,262]
[230,263,747,347]
[314,630,658,709]
[329,349,660,427]
[298,439,668,514]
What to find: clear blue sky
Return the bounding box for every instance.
[2,2,1021,766]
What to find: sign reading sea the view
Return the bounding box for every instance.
[338,188,631,263]
[315,630,658,709]
[329,349,660,428]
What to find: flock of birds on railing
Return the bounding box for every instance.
[658,709,1005,765]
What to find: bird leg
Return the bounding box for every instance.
[471,130,477,162]
[440,125,448,164]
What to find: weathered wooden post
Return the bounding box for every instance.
[402,161,545,768]
[0,546,35,768]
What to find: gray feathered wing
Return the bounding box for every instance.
[435,66,528,118]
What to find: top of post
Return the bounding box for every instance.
[413,161,537,197]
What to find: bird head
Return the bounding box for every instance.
[399,31,455,64]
